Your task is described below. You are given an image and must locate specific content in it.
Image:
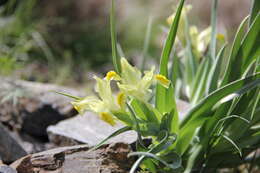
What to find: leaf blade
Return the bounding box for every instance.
[92,126,132,150]
[155,0,185,113]
[110,0,121,73]
[177,73,260,154]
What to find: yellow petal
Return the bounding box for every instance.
[198,27,211,53]
[100,112,116,126]
[71,96,103,115]
[120,57,141,85]
[117,58,154,101]
[117,92,126,109]
[94,76,113,102]
[106,71,121,81]
[217,33,225,42]
[139,67,155,90]
[189,26,199,44]
[94,76,121,112]
[71,101,85,115]
[155,74,170,88]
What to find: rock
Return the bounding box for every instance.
[21,105,67,141]
[9,131,55,155]
[47,112,137,147]
[11,143,134,173]
[0,165,17,173]
[47,100,190,147]
[0,123,27,163]
[0,77,81,141]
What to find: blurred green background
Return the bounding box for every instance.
[0,0,250,86]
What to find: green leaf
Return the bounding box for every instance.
[142,159,157,173]
[200,87,258,148]
[184,145,202,173]
[183,39,197,90]
[221,16,249,86]
[177,73,260,154]
[204,150,246,168]
[53,91,82,100]
[221,134,242,157]
[183,17,197,87]
[152,131,177,154]
[190,59,207,99]
[166,86,180,135]
[235,130,260,148]
[220,88,260,141]
[110,0,121,73]
[128,152,181,170]
[241,14,260,71]
[249,0,260,25]
[92,126,132,150]
[252,107,260,125]
[160,112,174,132]
[250,88,260,120]
[213,115,250,136]
[206,44,226,94]
[160,109,179,135]
[222,14,260,84]
[156,83,179,119]
[126,102,145,146]
[112,112,133,126]
[155,0,185,112]
[129,155,150,173]
[190,58,211,105]
[159,0,185,77]
[170,52,180,87]
[130,98,159,123]
[129,131,177,173]
[209,0,218,60]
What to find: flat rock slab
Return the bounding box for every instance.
[47,100,190,146]
[47,112,137,146]
[0,123,27,163]
[0,165,17,173]
[11,143,134,173]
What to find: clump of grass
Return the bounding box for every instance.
[60,0,260,172]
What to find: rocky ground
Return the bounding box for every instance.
[0,77,190,172]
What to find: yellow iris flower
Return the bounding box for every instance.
[167,4,213,58]
[117,58,154,101]
[190,26,212,58]
[71,57,170,126]
[107,58,170,102]
[71,76,124,126]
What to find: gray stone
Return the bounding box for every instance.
[0,165,17,173]
[0,77,82,141]
[47,112,137,146]
[0,123,27,163]
[10,143,134,173]
[0,77,81,132]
